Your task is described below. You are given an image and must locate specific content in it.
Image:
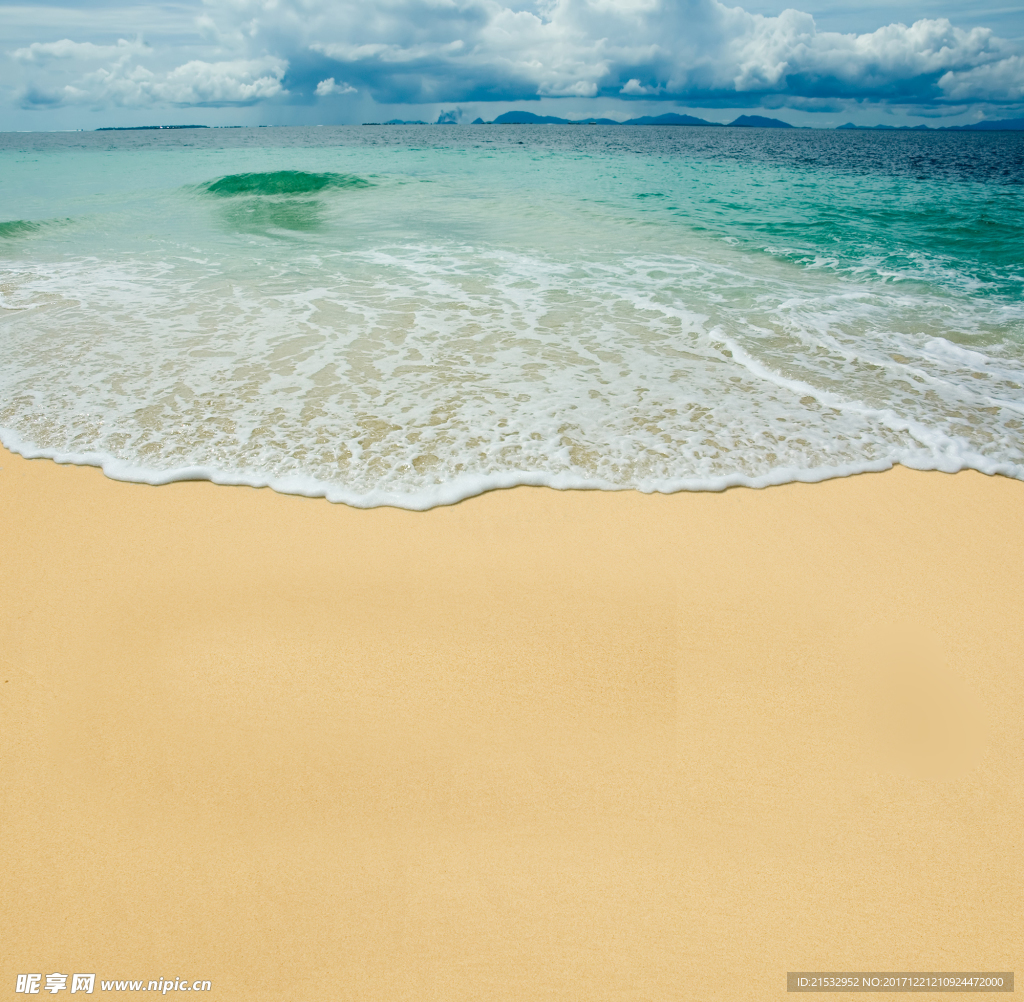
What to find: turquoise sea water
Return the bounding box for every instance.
[1,125,1022,507]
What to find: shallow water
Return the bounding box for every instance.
[1,125,1022,506]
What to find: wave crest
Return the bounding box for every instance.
[0,220,41,239]
[199,171,372,197]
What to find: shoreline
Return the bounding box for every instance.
[2,444,1021,1001]
[3,428,1022,510]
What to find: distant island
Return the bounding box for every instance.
[838,119,1024,131]
[836,123,928,131]
[97,115,1024,133]
[96,124,209,131]
[942,118,1024,131]
[477,111,796,128]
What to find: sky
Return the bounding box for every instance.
[1,0,1023,130]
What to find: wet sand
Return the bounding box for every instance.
[1,444,1021,1000]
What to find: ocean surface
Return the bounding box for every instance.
[1,125,1022,508]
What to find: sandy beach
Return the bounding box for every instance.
[1,443,1021,1001]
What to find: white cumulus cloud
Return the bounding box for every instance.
[315,77,357,96]
[939,55,1024,101]
[5,0,1024,116]
[620,78,659,95]
[294,0,1022,107]
[19,56,287,108]
[156,58,287,104]
[12,38,149,63]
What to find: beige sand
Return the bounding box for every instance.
[1,443,1021,1000]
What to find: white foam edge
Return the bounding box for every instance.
[3,425,1021,511]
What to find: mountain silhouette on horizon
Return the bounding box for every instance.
[486,111,795,127]
[837,118,1024,131]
